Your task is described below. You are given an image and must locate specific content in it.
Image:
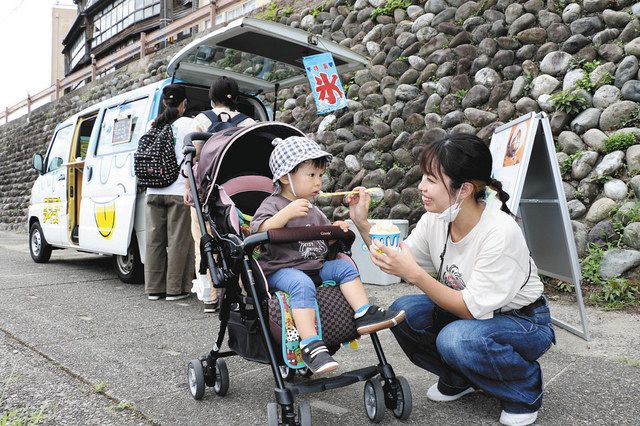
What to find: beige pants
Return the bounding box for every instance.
[190,208,219,302]
[144,195,195,295]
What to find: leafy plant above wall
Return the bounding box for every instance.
[549,90,588,115]
[371,0,411,19]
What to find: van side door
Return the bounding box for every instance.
[38,124,74,246]
[79,96,152,255]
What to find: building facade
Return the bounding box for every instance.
[52,5,77,85]
[62,0,196,75]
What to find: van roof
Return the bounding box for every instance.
[56,80,166,128]
[167,17,368,93]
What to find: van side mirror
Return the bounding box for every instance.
[32,153,44,174]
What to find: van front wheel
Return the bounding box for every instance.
[113,234,144,284]
[29,222,52,263]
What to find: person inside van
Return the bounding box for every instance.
[188,77,256,313]
[145,84,196,301]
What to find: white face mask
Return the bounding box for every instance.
[435,188,463,223]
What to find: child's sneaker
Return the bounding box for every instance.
[300,340,338,375]
[354,305,406,334]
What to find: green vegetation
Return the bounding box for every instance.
[1,406,46,426]
[620,106,640,128]
[371,0,411,19]
[603,132,637,153]
[588,277,640,310]
[555,280,575,293]
[549,90,588,115]
[453,89,468,102]
[256,1,293,21]
[575,75,595,92]
[93,381,108,395]
[109,401,135,412]
[582,59,601,74]
[581,243,607,285]
[561,150,583,175]
[522,74,534,98]
[309,3,327,17]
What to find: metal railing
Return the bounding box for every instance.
[1,0,238,124]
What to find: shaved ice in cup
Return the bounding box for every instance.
[369,221,401,252]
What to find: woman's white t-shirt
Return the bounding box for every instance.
[404,206,543,320]
[192,106,256,133]
[146,116,193,196]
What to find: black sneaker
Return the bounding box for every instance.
[166,292,191,301]
[203,299,219,313]
[355,305,406,335]
[148,293,166,300]
[300,340,338,375]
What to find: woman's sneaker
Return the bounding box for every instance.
[203,299,219,313]
[426,382,475,402]
[354,305,406,334]
[300,340,338,374]
[499,410,538,426]
[147,293,166,300]
[166,292,191,301]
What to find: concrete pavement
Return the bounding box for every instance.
[0,230,639,425]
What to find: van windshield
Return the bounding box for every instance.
[183,44,304,84]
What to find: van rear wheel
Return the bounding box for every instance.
[29,222,52,263]
[113,234,144,284]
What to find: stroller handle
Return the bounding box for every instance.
[182,132,213,153]
[242,226,356,253]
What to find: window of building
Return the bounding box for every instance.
[222,0,255,24]
[91,0,160,48]
[70,33,86,70]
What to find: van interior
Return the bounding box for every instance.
[175,84,268,121]
[68,114,97,243]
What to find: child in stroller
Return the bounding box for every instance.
[251,135,406,375]
[183,122,413,425]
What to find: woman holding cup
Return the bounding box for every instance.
[348,133,554,426]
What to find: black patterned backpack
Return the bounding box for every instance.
[134,124,180,188]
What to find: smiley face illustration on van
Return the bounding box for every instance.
[27,17,367,283]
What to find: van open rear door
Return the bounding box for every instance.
[167,17,368,97]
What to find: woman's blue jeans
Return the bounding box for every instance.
[389,294,555,414]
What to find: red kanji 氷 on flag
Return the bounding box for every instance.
[314,73,343,105]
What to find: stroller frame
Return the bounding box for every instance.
[182,127,412,425]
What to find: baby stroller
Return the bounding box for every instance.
[182,122,412,425]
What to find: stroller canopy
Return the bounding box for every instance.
[197,122,305,207]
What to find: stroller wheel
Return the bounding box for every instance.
[280,365,296,382]
[298,366,313,378]
[297,400,312,426]
[267,402,279,426]
[390,376,413,420]
[363,379,385,423]
[187,359,205,400]
[213,358,230,396]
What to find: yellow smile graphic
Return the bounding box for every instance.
[94,199,117,240]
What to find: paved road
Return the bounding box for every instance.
[1,230,639,425]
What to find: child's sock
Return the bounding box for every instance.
[353,304,371,319]
[300,335,321,348]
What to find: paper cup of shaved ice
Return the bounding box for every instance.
[369,221,401,252]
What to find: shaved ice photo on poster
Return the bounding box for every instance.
[503,120,530,167]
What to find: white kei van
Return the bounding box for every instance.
[28,17,367,283]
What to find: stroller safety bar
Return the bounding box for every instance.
[242,226,355,254]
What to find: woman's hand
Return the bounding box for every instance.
[369,241,423,283]
[347,187,370,225]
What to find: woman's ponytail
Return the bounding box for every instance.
[489,178,513,216]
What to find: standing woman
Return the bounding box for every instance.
[188,77,255,313]
[348,133,555,426]
[145,84,195,301]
